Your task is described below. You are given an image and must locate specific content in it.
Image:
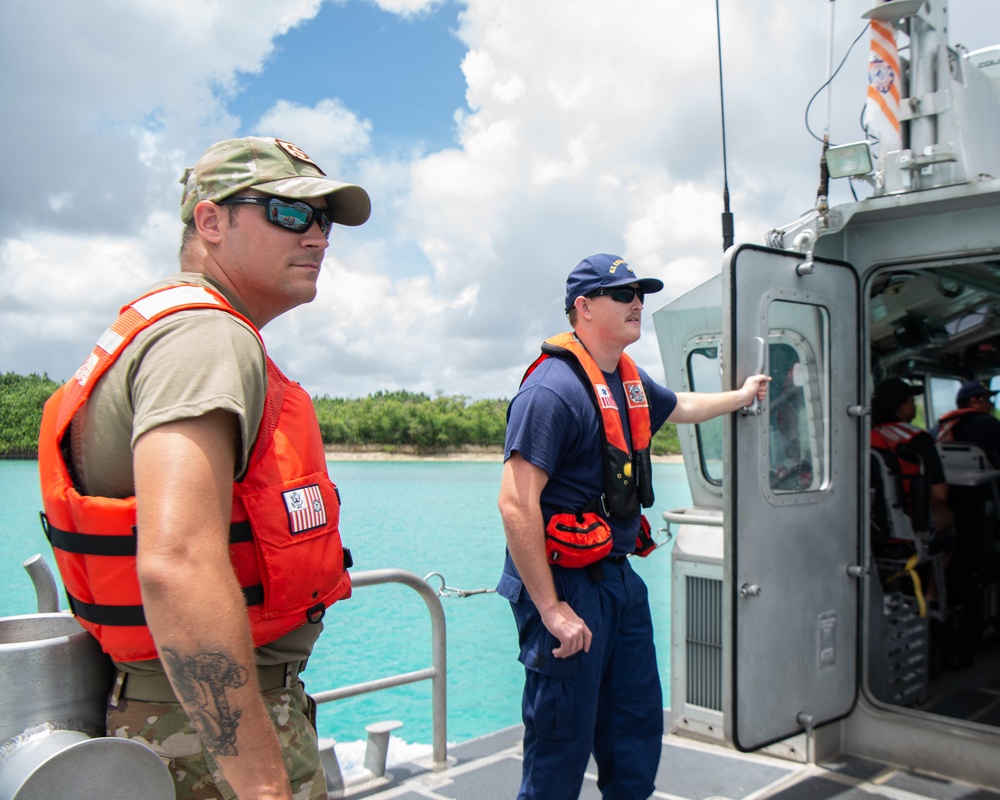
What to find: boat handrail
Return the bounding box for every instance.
[661,507,723,527]
[309,568,448,770]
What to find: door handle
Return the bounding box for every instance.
[739,336,765,417]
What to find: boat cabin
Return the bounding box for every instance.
[651,0,1000,787]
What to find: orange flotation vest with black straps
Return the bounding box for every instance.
[522,332,654,519]
[871,421,924,499]
[37,283,352,662]
[935,407,981,443]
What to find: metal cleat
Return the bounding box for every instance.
[363,720,403,779]
[318,738,344,795]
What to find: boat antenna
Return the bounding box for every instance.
[815,0,836,215]
[714,0,734,251]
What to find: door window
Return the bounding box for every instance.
[766,301,830,496]
[688,345,723,484]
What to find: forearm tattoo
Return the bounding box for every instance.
[162,647,250,758]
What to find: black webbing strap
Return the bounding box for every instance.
[542,496,610,521]
[230,520,253,544]
[242,584,264,606]
[68,583,266,628]
[68,595,146,626]
[42,514,254,555]
[42,516,323,627]
[46,526,138,556]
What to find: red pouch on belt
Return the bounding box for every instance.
[544,512,612,568]
[633,514,656,558]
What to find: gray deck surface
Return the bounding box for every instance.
[344,714,1000,800]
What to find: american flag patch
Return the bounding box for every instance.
[283,484,327,535]
[596,384,617,410]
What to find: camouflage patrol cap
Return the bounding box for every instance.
[179,137,371,227]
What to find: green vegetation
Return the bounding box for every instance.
[650,421,679,456]
[0,373,682,457]
[0,372,61,458]
[314,390,508,452]
[315,388,678,454]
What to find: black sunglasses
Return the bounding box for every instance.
[217,196,334,238]
[587,286,645,304]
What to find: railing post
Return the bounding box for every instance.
[312,569,449,771]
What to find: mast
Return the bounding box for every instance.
[714,0,734,251]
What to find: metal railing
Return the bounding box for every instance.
[310,569,448,770]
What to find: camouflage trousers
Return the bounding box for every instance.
[107,681,327,800]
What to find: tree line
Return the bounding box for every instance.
[0,372,680,458]
[0,372,61,458]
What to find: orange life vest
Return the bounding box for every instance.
[522,332,654,519]
[37,283,352,662]
[871,421,924,500]
[935,407,981,443]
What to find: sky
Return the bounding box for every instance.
[1,0,996,400]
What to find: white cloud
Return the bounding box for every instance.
[0,219,173,380]
[371,0,447,18]
[255,99,373,173]
[2,0,996,399]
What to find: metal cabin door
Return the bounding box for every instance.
[723,244,861,751]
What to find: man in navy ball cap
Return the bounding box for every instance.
[563,253,665,312]
[937,380,1000,466]
[497,253,769,800]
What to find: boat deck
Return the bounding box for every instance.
[348,716,1000,800]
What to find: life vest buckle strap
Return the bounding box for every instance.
[306,602,326,624]
[243,584,264,606]
[48,523,138,556]
[69,594,147,627]
[578,494,610,518]
[39,511,52,544]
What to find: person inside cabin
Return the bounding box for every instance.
[38,137,370,800]
[496,253,770,800]
[936,380,1000,467]
[871,378,955,573]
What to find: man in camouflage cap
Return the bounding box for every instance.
[40,137,369,799]
[179,136,370,227]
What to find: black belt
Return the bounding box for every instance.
[588,554,629,582]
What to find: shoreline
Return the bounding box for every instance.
[323,445,684,464]
[0,449,684,464]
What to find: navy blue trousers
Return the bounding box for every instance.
[498,555,663,800]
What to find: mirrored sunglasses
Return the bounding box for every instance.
[588,286,645,304]
[217,196,333,238]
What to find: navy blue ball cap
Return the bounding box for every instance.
[957,379,999,403]
[564,253,664,312]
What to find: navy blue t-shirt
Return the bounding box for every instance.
[944,412,1000,467]
[505,355,677,555]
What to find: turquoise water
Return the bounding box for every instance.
[0,458,690,748]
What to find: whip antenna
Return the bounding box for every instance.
[816,0,837,213]
[715,0,734,251]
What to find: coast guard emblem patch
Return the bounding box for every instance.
[868,56,896,96]
[283,484,327,535]
[625,381,648,408]
[596,384,617,409]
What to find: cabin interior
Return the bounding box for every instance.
[866,257,1000,729]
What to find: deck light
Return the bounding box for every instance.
[826,141,873,179]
